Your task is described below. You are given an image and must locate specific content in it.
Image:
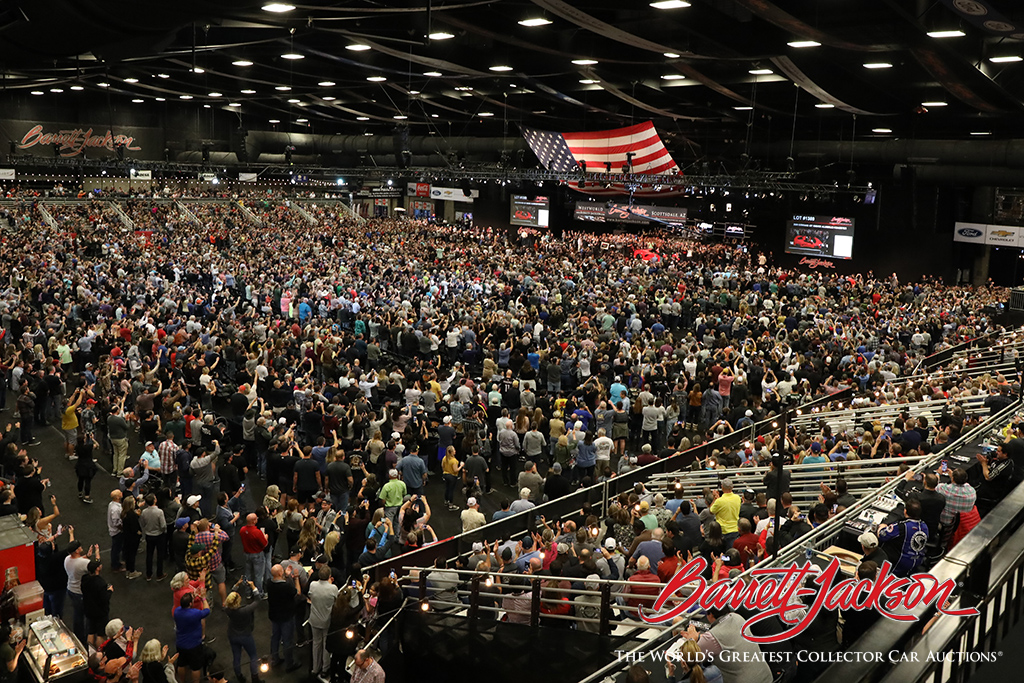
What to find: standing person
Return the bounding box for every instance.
[440,447,463,511]
[80,559,112,649]
[239,514,269,596]
[107,490,125,573]
[324,450,353,514]
[267,564,302,672]
[141,495,167,581]
[378,470,406,525]
[497,419,520,487]
[121,496,144,580]
[107,405,130,472]
[308,567,340,682]
[64,540,99,646]
[224,587,261,683]
[351,649,385,683]
[75,433,98,504]
[173,593,210,683]
[17,383,38,446]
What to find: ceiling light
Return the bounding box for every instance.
[191,67,205,74]
[579,79,598,84]
[241,89,256,94]
[650,0,690,7]
[98,82,110,88]
[203,105,211,109]
[50,88,63,93]
[124,78,138,83]
[70,86,83,91]
[269,119,281,123]
[749,69,773,75]
[664,52,680,58]
[489,65,513,72]
[872,128,892,133]
[733,106,752,110]
[922,101,947,107]
[356,117,369,121]
[424,71,442,77]
[322,96,336,101]
[275,86,291,91]
[455,86,473,90]
[157,73,170,79]
[367,76,387,82]
[232,60,253,66]
[519,17,552,27]
[131,98,143,103]
[281,53,304,60]
[345,44,371,52]
[393,115,408,119]
[287,98,300,103]
[228,102,241,107]
[927,30,965,38]
[409,90,420,95]
[863,62,893,69]
[478,112,494,117]
[787,40,821,48]
[318,81,335,87]
[990,56,1023,63]
[572,59,598,65]
[261,3,294,12]
[155,97,165,101]
[429,32,454,40]
[661,74,685,80]
[971,131,992,135]
[296,118,308,122]
[180,95,193,99]
[814,103,834,108]
[30,91,43,95]
[364,132,373,136]
[208,92,223,97]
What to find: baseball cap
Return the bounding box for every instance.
[471,542,484,552]
[86,399,97,405]
[467,497,478,507]
[67,541,82,554]
[186,495,202,506]
[810,442,822,453]
[745,410,753,417]
[145,441,154,447]
[604,537,617,550]
[314,555,327,564]
[174,518,189,530]
[443,416,452,423]
[389,469,399,478]
[858,531,879,549]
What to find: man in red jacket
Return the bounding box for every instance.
[732,518,761,566]
[239,513,269,596]
[622,556,660,617]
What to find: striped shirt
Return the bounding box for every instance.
[158,438,178,474]
[935,482,977,526]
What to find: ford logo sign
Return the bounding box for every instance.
[958,228,982,238]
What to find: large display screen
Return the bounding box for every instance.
[573,201,687,225]
[785,215,855,259]
[510,195,550,227]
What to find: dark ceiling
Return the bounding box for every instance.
[5,0,1024,167]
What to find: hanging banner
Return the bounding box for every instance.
[953,222,987,244]
[406,182,431,198]
[0,169,14,179]
[985,226,1020,246]
[574,201,687,224]
[0,119,164,160]
[430,186,479,203]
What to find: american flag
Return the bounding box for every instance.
[521,121,681,196]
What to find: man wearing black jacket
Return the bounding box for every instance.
[543,462,571,501]
[906,473,946,542]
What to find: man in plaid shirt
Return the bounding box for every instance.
[192,519,230,606]
[158,432,179,489]
[935,467,976,526]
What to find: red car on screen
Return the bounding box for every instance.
[514,209,534,221]
[793,235,824,249]
[633,249,661,262]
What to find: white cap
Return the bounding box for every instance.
[186,495,202,506]
[745,410,753,417]
[467,497,478,507]
[858,531,879,549]
[389,469,399,478]
[443,416,452,423]
[604,537,617,550]
[471,542,484,552]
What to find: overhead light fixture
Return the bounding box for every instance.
[356,116,369,121]
[424,71,442,77]
[990,55,1023,63]
[393,115,408,119]
[269,119,281,123]
[318,81,335,87]
[579,79,599,84]
[364,132,373,136]
[409,90,420,95]
[863,62,893,69]
[650,0,690,8]
[261,3,294,12]
[228,102,241,107]
[275,85,291,91]
[232,60,253,66]
[50,88,63,93]
[921,101,948,107]
[872,128,892,133]
[814,103,835,108]
[787,40,821,48]
[131,98,143,103]
[661,74,685,80]
[124,77,138,83]
[241,89,256,94]
[927,30,965,38]
[322,96,336,101]
[345,44,371,52]
[208,92,223,97]
[572,59,598,65]
[191,67,205,74]
[454,86,473,90]
[431,114,438,118]
[733,106,753,110]
[367,76,387,82]
[70,85,83,91]
[296,118,308,122]
[157,73,170,79]
[749,68,773,75]
[30,91,43,95]
[971,131,992,135]
[489,65,513,72]
[429,32,454,40]
[478,112,494,116]
[281,53,304,60]
[519,17,552,27]
[98,82,110,87]
[155,97,165,101]
[287,98,300,103]
[664,52,680,58]
[180,94,193,99]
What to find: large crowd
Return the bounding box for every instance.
[0,190,1019,683]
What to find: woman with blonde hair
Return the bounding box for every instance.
[441,446,462,510]
[263,484,282,514]
[224,590,261,683]
[323,531,344,570]
[297,516,320,563]
[666,639,723,683]
[139,639,177,683]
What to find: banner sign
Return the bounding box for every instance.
[0,119,164,160]
[953,222,987,244]
[430,186,479,203]
[406,182,431,198]
[408,200,434,211]
[17,124,141,158]
[953,221,1024,247]
[133,170,152,180]
[0,169,14,180]
[574,201,687,224]
[238,172,258,182]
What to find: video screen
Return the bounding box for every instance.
[785,215,855,259]
[510,195,550,227]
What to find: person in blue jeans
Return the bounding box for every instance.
[224,585,262,683]
[267,564,302,672]
[174,593,211,683]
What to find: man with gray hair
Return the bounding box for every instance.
[517,461,544,503]
[575,574,603,633]
[509,487,536,514]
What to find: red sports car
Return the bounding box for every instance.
[514,209,534,221]
[793,235,824,249]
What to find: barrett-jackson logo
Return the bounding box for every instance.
[639,558,978,643]
[799,257,836,269]
[18,124,142,158]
